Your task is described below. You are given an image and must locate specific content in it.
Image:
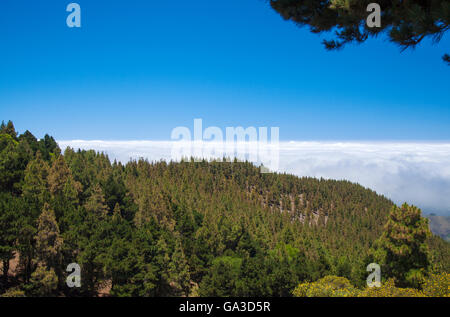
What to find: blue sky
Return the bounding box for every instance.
[0,0,449,141]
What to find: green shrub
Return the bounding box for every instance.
[1,287,26,297]
[293,275,359,297]
[358,279,424,297]
[421,272,450,297]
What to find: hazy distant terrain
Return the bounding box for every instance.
[427,214,450,242]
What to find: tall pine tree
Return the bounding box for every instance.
[375,203,431,288]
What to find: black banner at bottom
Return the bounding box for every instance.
[1,297,448,315]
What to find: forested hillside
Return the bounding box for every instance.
[0,121,449,297]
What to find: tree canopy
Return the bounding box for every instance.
[0,121,449,297]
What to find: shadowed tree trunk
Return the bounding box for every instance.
[2,259,10,285]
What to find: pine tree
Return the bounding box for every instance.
[0,134,22,193]
[48,155,71,196]
[0,193,22,286]
[112,203,122,222]
[168,241,191,296]
[38,134,60,161]
[18,130,39,155]
[35,203,63,269]
[27,263,58,297]
[375,203,431,288]
[0,120,18,140]
[18,152,51,282]
[84,184,109,220]
[74,184,111,295]
[22,151,50,216]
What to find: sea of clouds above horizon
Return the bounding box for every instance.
[58,140,450,216]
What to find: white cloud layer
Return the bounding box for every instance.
[58,140,450,216]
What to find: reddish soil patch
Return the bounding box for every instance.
[0,252,20,277]
[98,279,112,297]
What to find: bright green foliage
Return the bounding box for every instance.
[374,203,431,288]
[292,275,359,297]
[199,256,243,296]
[270,0,450,63]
